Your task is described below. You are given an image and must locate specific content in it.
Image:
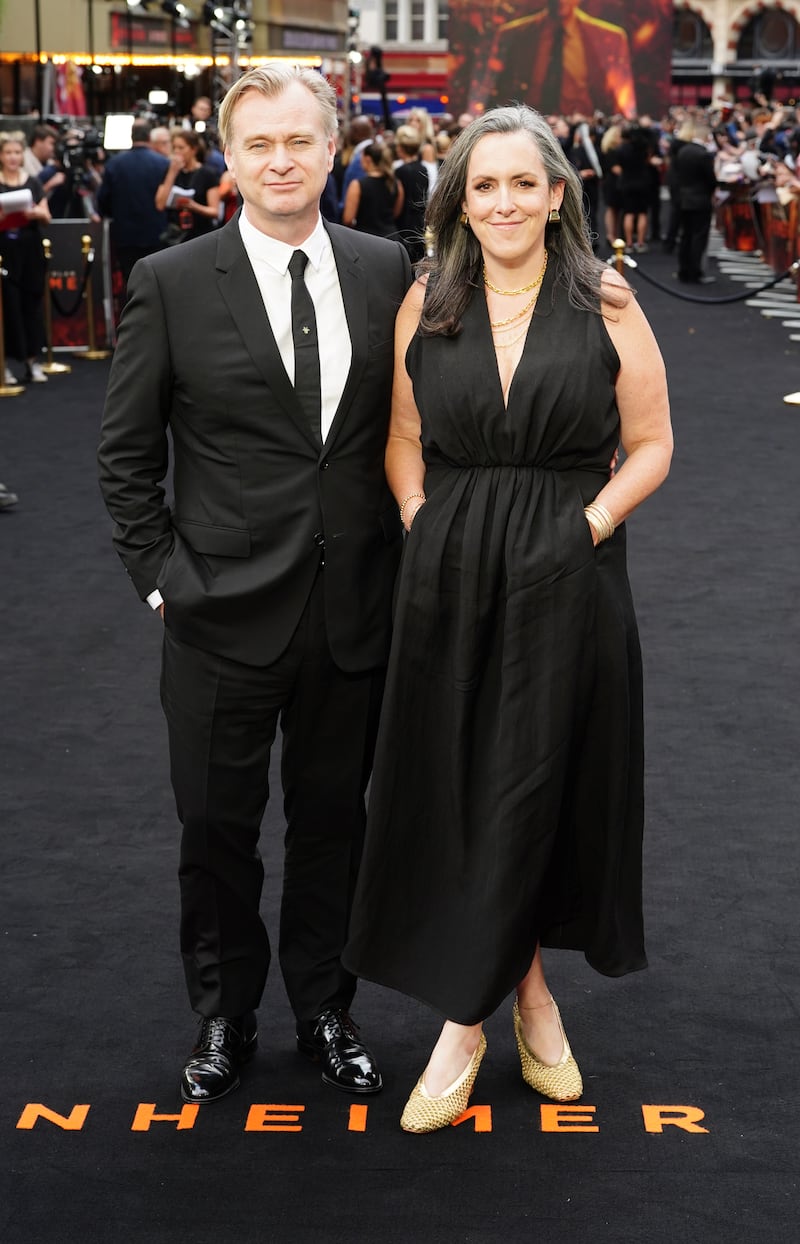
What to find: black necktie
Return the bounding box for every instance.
[541,22,564,113]
[288,249,321,443]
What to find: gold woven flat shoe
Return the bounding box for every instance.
[513,999,583,1102]
[400,1032,487,1133]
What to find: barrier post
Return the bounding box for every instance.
[613,237,627,276]
[41,238,71,375]
[75,234,110,361]
[0,254,26,397]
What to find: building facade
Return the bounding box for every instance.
[355,1,800,116]
[2,2,800,119]
[0,1,350,116]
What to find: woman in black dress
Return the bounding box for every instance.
[343,106,673,1132]
[616,122,657,252]
[155,128,220,244]
[600,122,624,247]
[342,142,403,238]
[0,131,52,384]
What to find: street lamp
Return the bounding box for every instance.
[202,2,254,104]
[345,7,361,119]
[161,1,190,23]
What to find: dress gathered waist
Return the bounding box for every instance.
[425,460,609,480]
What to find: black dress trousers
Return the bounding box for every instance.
[160,574,385,1022]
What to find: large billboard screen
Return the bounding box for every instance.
[449,1,673,120]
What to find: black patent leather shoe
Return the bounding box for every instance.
[180,1012,257,1103]
[296,1008,382,1094]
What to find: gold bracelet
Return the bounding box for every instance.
[584,501,615,543]
[399,492,426,522]
[590,501,616,537]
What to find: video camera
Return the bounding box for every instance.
[58,127,104,168]
[43,118,105,218]
[49,120,105,186]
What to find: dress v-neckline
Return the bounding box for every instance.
[479,255,552,412]
[481,292,536,413]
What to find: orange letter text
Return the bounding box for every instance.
[540,1104,599,1133]
[348,1104,369,1132]
[245,1104,305,1132]
[451,1105,492,1133]
[642,1105,709,1134]
[131,1103,199,1131]
[16,1104,91,1131]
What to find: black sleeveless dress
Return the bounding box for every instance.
[343,257,647,1025]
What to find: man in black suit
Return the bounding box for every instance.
[98,65,411,1103]
[96,119,169,294]
[674,123,718,284]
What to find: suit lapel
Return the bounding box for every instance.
[323,223,369,454]
[214,215,320,451]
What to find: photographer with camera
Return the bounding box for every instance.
[44,125,104,221]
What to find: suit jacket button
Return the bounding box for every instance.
[321,461,330,470]
[313,532,325,546]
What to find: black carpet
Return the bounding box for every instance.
[2,246,798,1243]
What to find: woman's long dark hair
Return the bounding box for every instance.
[419,106,626,336]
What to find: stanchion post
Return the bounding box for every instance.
[613,238,627,276]
[0,253,26,398]
[41,237,71,375]
[75,233,110,361]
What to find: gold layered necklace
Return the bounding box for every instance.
[484,250,548,297]
[487,252,548,348]
[488,252,547,350]
[492,319,533,350]
[489,291,538,330]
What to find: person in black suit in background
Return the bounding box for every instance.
[674,122,718,284]
[98,64,411,1103]
[96,119,169,294]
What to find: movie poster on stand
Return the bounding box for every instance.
[449,1,673,120]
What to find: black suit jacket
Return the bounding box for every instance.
[96,145,170,248]
[98,214,412,670]
[674,143,717,212]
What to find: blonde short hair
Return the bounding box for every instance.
[0,130,26,153]
[218,64,338,147]
[395,125,421,156]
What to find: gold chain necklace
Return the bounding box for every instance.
[491,309,534,348]
[493,322,532,349]
[489,292,538,330]
[484,250,548,297]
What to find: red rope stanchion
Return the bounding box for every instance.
[74,234,110,361]
[617,253,799,305]
[41,237,71,376]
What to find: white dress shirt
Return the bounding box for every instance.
[147,209,352,610]
[238,207,351,440]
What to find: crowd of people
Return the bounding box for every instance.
[3,90,799,396]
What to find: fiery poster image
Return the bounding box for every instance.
[449,0,673,120]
